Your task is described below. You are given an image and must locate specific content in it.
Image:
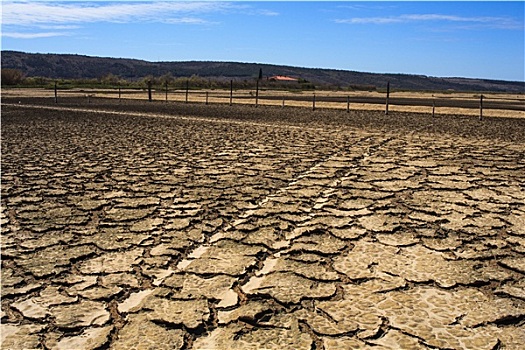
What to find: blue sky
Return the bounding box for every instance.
[2,1,524,81]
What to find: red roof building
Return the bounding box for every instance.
[268,75,299,82]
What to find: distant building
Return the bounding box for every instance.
[268,75,299,82]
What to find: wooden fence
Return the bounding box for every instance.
[53,81,525,118]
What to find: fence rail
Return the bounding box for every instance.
[25,83,525,117]
[173,92,523,111]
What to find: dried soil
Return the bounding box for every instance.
[2,97,524,349]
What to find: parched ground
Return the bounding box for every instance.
[1,98,524,349]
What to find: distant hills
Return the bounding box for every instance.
[2,50,524,92]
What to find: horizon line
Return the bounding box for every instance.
[2,49,524,83]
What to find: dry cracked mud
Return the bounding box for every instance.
[1,98,524,349]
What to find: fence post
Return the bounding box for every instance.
[479,95,483,121]
[54,81,58,103]
[385,82,390,115]
[118,85,121,102]
[185,80,189,103]
[147,80,152,102]
[313,93,316,111]
[432,97,435,117]
[282,96,285,108]
[206,91,209,105]
[347,95,350,113]
[230,80,233,106]
[255,79,259,107]
[165,81,168,102]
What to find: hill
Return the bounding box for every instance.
[2,50,524,92]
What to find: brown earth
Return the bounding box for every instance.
[1,97,524,349]
[2,88,524,118]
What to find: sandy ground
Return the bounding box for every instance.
[3,87,524,118]
[1,98,524,349]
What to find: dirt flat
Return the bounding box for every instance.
[3,88,524,118]
[1,98,524,349]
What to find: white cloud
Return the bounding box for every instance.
[337,4,398,11]
[256,9,279,17]
[1,1,279,40]
[1,1,230,26]
[336,17,402,25]
[35,25,82,30]
[2,32,70,39]
[335,13,523,30]
[164,17,216,25]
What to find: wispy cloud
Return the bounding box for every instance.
[36,25,81,30]
[335,13,523,30]
[164,17,216,25]
[2,32,70,39]
[2,1,279,39]
[337,4,398,11]
[2,1,229,26]
[255,9,279,17]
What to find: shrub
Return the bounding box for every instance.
[1,69,25,86]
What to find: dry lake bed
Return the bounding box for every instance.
[1,97,524,349]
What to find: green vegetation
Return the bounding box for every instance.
[1,69,323,92]
[1,68,25,85]
[2,51,524,93]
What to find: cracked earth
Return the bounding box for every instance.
[1,99,524,349]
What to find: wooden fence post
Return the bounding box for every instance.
[54,81,58,103]
[165,81,168,102]
[313,93,316,111]
[282,96,285,108]
[206,91,209,105]
[432,97,435,117]
[479,95,483,121]
[185,80,189,103]
[147,80,152,102]
[118,85,121,102]
[230,80,233,106]
[255,79,259,107]
[385,82,390,115]
[347,95,350,113]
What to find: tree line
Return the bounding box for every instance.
[2,68,380,92]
